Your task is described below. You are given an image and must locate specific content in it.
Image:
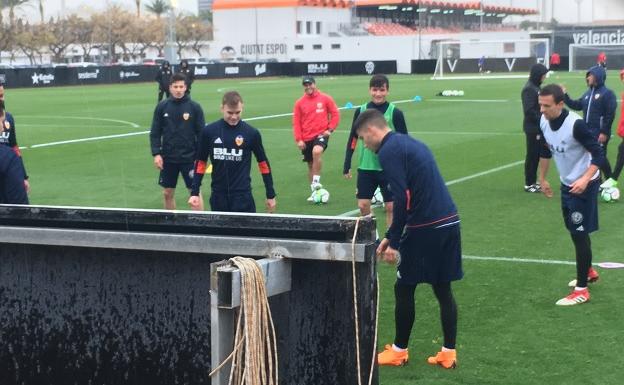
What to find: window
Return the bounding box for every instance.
[313,44,322,50]
[294,45,304,50]
[296,21,302,34]
[331,44,341,49]
[316,21,322,34]
[306,21,312,34]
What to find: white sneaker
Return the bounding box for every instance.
[307,193,314,202]
[599,178,617,190]
[311,182,323,191]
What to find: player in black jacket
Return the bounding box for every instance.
[521,63,548,193]
[189,91,276,213]
[0,87,29,193]
[155,61,172,102]
[150,73,205,210]
[0,145,28,204]
[179,59,194,95]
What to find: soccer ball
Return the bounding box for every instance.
[371,187,384,205]
[312,188,330,204]
[600,187,620,203]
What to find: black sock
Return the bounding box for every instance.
[393,282,416,349]
[570,233,592,288]
[432,282,458,349]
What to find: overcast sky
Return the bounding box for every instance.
[8,0,198,22]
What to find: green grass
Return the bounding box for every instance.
[6,72,624,384]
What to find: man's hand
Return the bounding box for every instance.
[23,179,30,194]
[153,155,164,170]
[266,198,276,213]
[188,195,201,210]
[296,140,306,150]
[598,133,608,144]
[343,170,352,179]
[540,179,553,198]
[560,84,567,94]
[322,130,332,137]
[376,238,398,264]
[569,176,590,195]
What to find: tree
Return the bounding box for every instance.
[135,0,141,18]
[0,13,15,62]
[38,0,44,24]
[92,5,133,63]
[144,0,170,19]
[178,16,212,56]
[14,20,50,64]
[47,15,80,63]
[76,16,96,61]
[2,0,32,26]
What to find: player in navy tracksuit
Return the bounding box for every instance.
[189,91,276,213]
[563,65,617,185]
[150,73,205,210]
[538,84,606,306]
[354,109,462,369]
[0,145,28,204]
[0,88,29,193]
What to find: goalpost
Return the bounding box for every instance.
[569,43,624,71]
[432,38,550,79]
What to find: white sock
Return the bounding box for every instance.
[312,175,320,185]
[441,346,454,352]
[392,344,407,352]
[575,286,587,291]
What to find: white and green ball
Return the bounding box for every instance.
[312,188,330,204]
[600,187,620,203]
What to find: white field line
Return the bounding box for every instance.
[18,98,518,150]
[463,255,576,266]
[338,160,523,217]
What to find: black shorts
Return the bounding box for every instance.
[560,179,599,234]
[301,135,329,163]
[158,162,194,189]
[356,169,393,202]
[397,224,463,285]
[210,191,256,213]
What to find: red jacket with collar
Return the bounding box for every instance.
[292,90,340,142]
[618,92,624,138]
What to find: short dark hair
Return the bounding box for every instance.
[369,74,389,89]
[353,109,388,134]
[170,72,187,84]
[0,100,5,115]
[222,91,243,107]
[539,84,565,103]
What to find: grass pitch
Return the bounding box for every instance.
[6,71,624,384]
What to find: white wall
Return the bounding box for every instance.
[213,6,351,43]
[210,30,531,73]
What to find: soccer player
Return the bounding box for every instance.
[597,52,607,68]
[188,91,276,213]
[179,59,194,95]
[155,61,173,102]
[343,74,407,231]
[354,109,462,369]
[0,144,28,204]
[601,69,624,186]
[521,63,549,193]
[150,73,205,210]
[550,52,561,71]
[292,76,340,201]
[538,84,606,306]
[563,65,617,188]
[0,94,29,194]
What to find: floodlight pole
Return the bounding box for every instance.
[164,1,178,64]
